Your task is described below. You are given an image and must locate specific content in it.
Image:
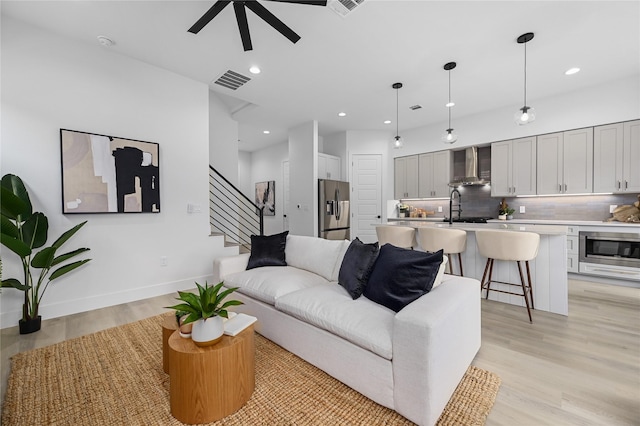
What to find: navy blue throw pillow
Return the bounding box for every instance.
[246,231,288,270]
[338,238,379,299]
[364,244,443,312]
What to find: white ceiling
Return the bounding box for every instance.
[2,1,639,152]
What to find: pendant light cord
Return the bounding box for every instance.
[524,41,527,107]
[448,69,452,129]
[396,87,399,137]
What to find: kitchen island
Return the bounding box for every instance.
[386,220,569,316]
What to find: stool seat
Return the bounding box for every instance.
[475,230,540,323]
[375,225,415,249]
[417,227,467,276]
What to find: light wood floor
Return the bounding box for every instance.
[1,279,639,425]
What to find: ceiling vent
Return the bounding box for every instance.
[409,104,423,111]
[328,0,365,17]
[212,70,251,91]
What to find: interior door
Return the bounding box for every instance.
[351,154,382,244]
[282,160,289,231]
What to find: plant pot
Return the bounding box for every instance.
[178,316,193,338]
[507,215,514,220]
[498,214,507,220]
[191,316,224,347]
[19,316,42,334]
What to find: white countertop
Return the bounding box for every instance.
[385,220,568,235]
[388,217,640,228]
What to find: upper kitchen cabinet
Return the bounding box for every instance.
[418,150,451,198]
[593,120,640,193]
[491,137,536,197]
[537,128,593,195]
[395,155,419,199]
[318,153,341,180]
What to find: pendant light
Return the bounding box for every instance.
[514,32,536,125]
[441,62,458,144]
[392,82,404,149]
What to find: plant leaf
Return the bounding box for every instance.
[1,174,32,220]
[51,247,91,266]
[0,278,28,290]
[51,221,87,249]
[165,303,198,316]
[0,233,31,257]
[1,211,20,238]
[177,291,202,313]
[49,259,91,281]
[219,300,243,310]
[31,246,57,268]
[22,212,48,250]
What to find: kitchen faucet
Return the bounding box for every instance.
[449,189,462,225]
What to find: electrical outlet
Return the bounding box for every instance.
[519,206,526,214]
[437,206,443,212]
[609,205,617,213]
[160,256,168,267]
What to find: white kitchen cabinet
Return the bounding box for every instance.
[418,150,451,198]
[566,225,579,273]
[537,128,593,195]
[318,153,341,180]
[595,120,640,193]
[491,137,536,197]
[395,155,419,199]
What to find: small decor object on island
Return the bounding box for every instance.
[0,174,92,334]
[498,198,515,220]
[397,203,410,218]
[166,281,243,347]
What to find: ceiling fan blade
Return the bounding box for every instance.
[233,3,253,51]
[265,0,327,5]
[188,1,231,34]
[245,1,301,44]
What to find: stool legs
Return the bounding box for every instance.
[516,261,533,323]
[481,258,534,323]
[526,261,535,310]
[445,253,464,277]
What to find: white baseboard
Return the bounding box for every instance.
[0,274,214,329]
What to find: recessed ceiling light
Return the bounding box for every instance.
[97,36,115,47]
[565,67,580,75]
[383,120,391,124]
[445,102,455,108]
[338,112,346,117]
[249,66,261,74]
[263,130,270,134]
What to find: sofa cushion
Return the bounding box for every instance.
[223,266,329,305]
[285,235,349,282]
[247,231,288,270]
[364,245,444,313]
[338,238,379,299]
[275,284,394,360]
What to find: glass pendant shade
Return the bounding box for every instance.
[514,106,536,125]
[393,135,404,149]
[441,129,458,144]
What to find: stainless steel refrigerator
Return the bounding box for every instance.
[318,179,350,240]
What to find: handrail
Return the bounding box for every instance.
[209,165,257,210]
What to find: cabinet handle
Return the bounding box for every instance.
[617,181,621,190]
[513,186,516,194]
[559,184,562,192]
[564,183,567,192]
[625,181,628,189]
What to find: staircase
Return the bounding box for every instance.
[209,166,264,253]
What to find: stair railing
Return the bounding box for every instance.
[209,166,263,249]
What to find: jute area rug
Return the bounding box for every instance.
[2,315,500,426]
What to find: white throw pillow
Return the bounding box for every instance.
[285,235,348,281]
[431,255,448,289]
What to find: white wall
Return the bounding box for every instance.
[209,92,239,185]
[288,121,318,236]
[238,150,252,197]
[0,16,235,328]
[322,132,348,180]
[395,75,640,157]
[250,142,288,236]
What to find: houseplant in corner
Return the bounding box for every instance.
[0,174,91,334]
[166,281,243,347]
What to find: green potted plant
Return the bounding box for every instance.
[166,281,243,347]
[0,174,91,334]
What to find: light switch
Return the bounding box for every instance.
[519,206,525,213]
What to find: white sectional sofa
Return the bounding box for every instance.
[213,234,481,426]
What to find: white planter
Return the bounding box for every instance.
[498,214,507,220]
[191,316,224,347]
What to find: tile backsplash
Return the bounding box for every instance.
[401,186,639,222]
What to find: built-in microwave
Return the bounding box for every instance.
[579,231,640,281]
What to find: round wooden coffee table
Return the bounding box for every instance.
[168,325,255,424]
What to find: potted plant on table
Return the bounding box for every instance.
[166,281,243,347]
[0,174,91,334]
[498,198,515,220]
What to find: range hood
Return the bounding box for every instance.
[448,146,490,187]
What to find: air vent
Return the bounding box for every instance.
[328,0,365,17]
[213,70,251,90]
[409,104,423,111]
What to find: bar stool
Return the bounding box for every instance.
[375,225,415,249]
[416,227,467,276]
[475,230,540,323]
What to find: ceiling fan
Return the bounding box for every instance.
[189,0,327,52]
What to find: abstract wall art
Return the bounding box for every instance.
[60,129,160,214]
[255,180,275,216]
